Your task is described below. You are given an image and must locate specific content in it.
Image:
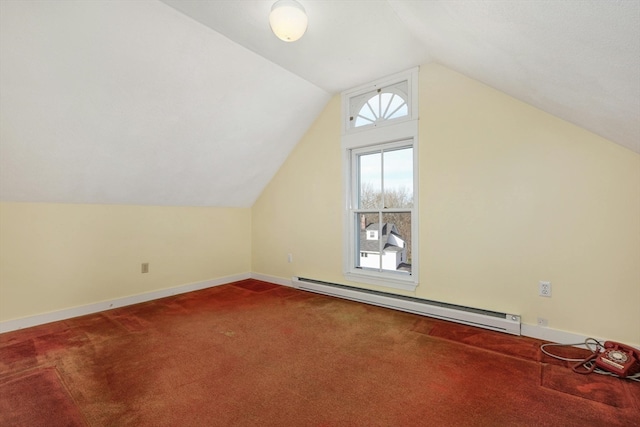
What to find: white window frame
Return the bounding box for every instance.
[341,68,419,291]
[342,68,418,135]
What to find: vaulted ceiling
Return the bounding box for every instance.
[1,1,638,207]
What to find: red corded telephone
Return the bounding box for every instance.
[594,341,640,378]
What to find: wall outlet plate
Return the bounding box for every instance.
[539,281,551,297]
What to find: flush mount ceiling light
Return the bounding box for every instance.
[269,0,308,42]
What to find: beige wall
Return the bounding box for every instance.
[0,203,251,322]
[252,95,344,284]
[252,63,640,346]
[1,63,638,345]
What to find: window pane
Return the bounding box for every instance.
[379,93,393,118]
[381,212,411,273]
[349,79,409,129]
[358,152,381,209]
[383,147,413,208]
[366,98,379,119]
[356,212,381,269]
[387,103,408,119]
[355,115,373,127]
[359,101,377,121]
[383,94,405,119]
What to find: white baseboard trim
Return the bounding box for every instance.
[521,323,615,348]
[0,272,251,334]
[253,275,638,347]
[251,272,295,288]
[253,274,597,345]
[4,272,635,349]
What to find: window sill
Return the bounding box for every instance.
[344,271,418,292]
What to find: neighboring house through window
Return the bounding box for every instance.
[359,222,408,272]
[341,68,419,291]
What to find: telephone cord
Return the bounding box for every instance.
[540,338,640,382]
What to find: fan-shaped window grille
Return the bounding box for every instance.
[349,80,409,130]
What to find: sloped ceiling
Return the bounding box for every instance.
[164,0,639,152]
[0,0,330,207]
[1,1,638,208]
[390,0,640,154]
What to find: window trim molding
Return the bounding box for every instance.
[342,120,418,150]
[341,120,419,292]
[341,67,420,292]
[341,67,419,136]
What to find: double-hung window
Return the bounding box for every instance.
[342,68,419,291]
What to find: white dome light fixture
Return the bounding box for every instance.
[269,0,308,42]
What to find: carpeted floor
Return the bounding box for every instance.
[1,279,639,426]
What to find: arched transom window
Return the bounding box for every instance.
[348,80,409,130]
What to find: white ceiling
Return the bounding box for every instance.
[1,0,638,208]
[0,0,329,207]
[164,0,640,152]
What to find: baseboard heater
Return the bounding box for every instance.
[293,277,521,336]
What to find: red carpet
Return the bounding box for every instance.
[1,279,638,426]
[0,367,87,426]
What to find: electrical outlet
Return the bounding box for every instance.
[537,317,548,327]
[141,263,149,274]
[539,281,551,297]
[287,253,293,263]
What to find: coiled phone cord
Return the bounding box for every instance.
[540,338,640,382]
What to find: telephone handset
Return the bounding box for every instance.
[594,341,640,378]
